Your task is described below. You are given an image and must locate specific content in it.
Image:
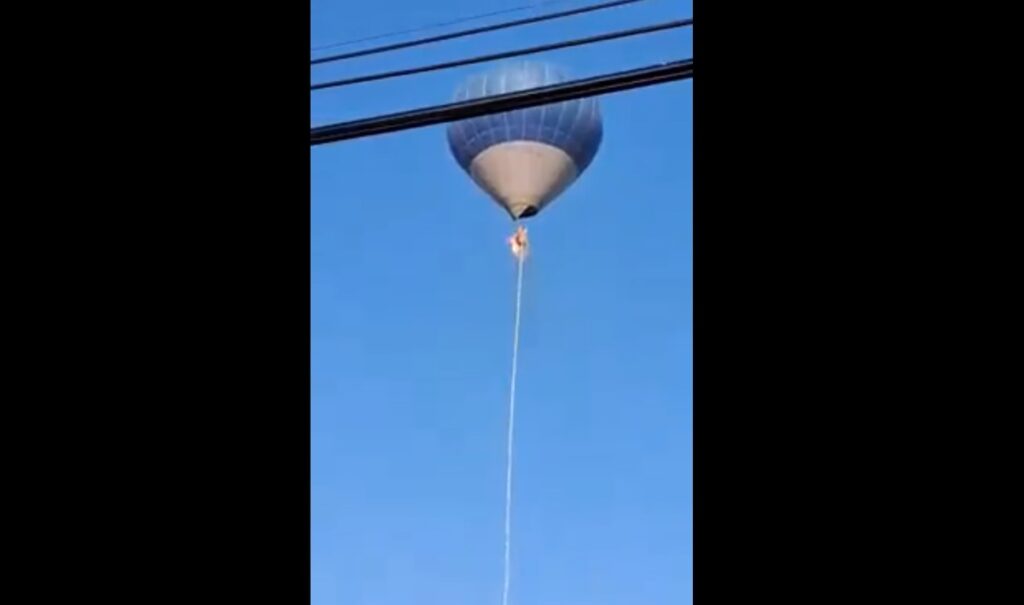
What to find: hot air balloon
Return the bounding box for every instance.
[447,61,603,220]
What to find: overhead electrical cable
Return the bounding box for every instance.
[311,0,577,53]
[311,0,649,65]
[310,59,693,146]
[311,18,692,91]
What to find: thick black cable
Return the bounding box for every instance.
[311,0,648,66]
[310,59,692,146]
[311,18,691,91]
[311,0,576,54]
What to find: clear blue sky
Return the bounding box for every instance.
[311,1,692,604]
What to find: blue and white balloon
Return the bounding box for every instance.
[447,61,603,219]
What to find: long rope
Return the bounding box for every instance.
[503,245,526,605]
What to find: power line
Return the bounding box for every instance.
[311,0,574,54]
[310,59,693,146]
[311,0,649,66]
[311,18,691,91]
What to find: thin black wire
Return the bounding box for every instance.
[307,0,577,53]
[310,59,693,145]
[309,0,577,52]
[311,0,648,66]
[311,18,691,91]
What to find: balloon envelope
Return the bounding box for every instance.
[447,61,603,219]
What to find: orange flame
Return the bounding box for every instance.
[508,225,528,260]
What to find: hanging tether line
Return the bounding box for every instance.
[503,225,528,605]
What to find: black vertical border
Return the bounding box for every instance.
[694,1,897,602]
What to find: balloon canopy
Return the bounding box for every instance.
[447,61,603,220]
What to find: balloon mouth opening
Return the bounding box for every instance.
[512,205,539,219]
